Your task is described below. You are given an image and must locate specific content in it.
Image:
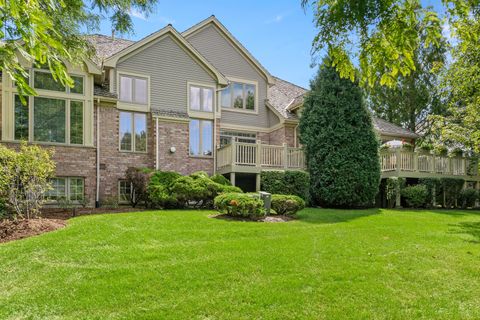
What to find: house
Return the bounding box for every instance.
[1,16,478,207]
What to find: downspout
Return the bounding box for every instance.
[95,97,101,208]
[294,123,299,148]
[155,116,159,170]
[213,94,217,175]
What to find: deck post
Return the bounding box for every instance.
[256,173,261,191]
[432,184,437,207]
[256,140,262,168]
[283,143,288,169]
[231,140,237,167]
[395,148,401,173]
[413,152,418,171]
[395,182,402,208]
[230,172,236,186]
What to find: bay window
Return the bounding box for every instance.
[46,177,84,202]
[189,119,213,156]
[221,81,256,111]
[119,111,147,152]
[189,85,213,112]
[119,74,148,104]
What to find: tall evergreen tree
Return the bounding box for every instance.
[300,62,380,208]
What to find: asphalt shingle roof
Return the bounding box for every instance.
[372,117,419,139]
[86,34,135,65]
[267,77,307,120]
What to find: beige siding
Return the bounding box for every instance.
[116,35,217,113]
[185,24,269,128]
[267,108,281,127]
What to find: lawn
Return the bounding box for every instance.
[1,208,480,319]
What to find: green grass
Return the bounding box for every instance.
[1,208,480,319]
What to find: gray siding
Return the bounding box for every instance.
[116,35,216,113]
[186,24,269,128]
[267,108,281,127]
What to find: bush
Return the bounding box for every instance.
[299,61,380,208]
[260,170,310,202]
[210,174,232,186]
[385,177,406,208]
[401,185,428,208]
[271,195,305,215]
[459,189,478,208]
[439,178,464,208]
[0,142,55,219]
[214,193,265,218]
[125,167,151,207]
[419,178,441,207]
[147,171,182,208]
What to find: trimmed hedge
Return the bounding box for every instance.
[214,193,265,218]
[260,170,310,202]
[401,185,428,208]
[459,189,478,208]
[271,195,305,215]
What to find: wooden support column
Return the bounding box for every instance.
[283,143,288,169]
[256,173,261,192]
[432,184,437,207]
[395,181,402,208]
[230,172,236,186]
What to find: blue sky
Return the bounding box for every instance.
[94,0,317,88]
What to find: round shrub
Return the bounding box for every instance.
[210,174,232,186]
[459,189,479,208]
[271,195,305,215]
[147,171,182,208]
[190,171,209,179]
[401,185,428,208]
[214,193,265,218]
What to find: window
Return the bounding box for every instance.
[189,85,213,112]
[119,74,148,104]
[33,70,84,94]
[189,119,213,156]
[70,101,84,145]
[14,95,29,140]
[34,97,66,143]
[119,180,132,203]
[221,82,256,110]
[45,177,84,202]
[119,111,147,152]
[220,130,256,147]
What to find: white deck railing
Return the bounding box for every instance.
[217,141,306,171]
[380,149,479,177]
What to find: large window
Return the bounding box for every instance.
[189,119,213,156]
[45,177,84,202]
[119,112,147,152]
[33,70,84,94]
[189,85,213,112]
[119,74,148,104]
[14,95,84,144]
[219,130,256,147]
[221,82,256,110]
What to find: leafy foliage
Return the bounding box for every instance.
[270,195,305,215]
[299,62,380,208]
[0,143,55,219]
[214,193,265,218]
[210,174,232,186]
[125,167,151,207]
[401,185,428,208]
[459,189,479,209]
[260,170,310,202]
[1,0,157,98]
[385,177,406,208]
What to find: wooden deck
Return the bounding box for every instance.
[216,141,306,174]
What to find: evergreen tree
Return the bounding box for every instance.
[300,62,380,208]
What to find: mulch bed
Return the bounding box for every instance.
[41,207,142,220]
[0,218,66,243]
[210,214,296,223]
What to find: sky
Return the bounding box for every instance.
[94,0,317,89]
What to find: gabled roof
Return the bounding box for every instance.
[182,16,275,86]
[86,34,135,65]
[90,26,228,86]
[372,117,420,139]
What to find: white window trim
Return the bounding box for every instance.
[189,119,214,158]
[117,71,150,112]
[187,81,216,117]
[221,77,258,115]
[45,177,85,203]
[118,111,148,153]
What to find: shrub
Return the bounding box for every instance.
[385,177,406,208]
[125,167,151,207]
[0,143,55,219]
[439,178,464,208]
[102,196,119,209]
[190,171,209,180]
[147,171,182,208]
[459,189,478,208]
[214,193,265,218]
[260,170,310,202]
[299,61,380,208]
[210,174,232,186]
[271,195,305,215]
[401,185,428,208]
[419,178,441,207]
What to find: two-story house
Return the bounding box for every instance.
[2,16,477,207]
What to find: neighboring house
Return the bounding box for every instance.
[0,16,478,207]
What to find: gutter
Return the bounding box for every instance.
[95,97,101,208]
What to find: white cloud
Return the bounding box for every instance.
[159,16,176,25]
[129,8,147,21]
[265,14,284,24]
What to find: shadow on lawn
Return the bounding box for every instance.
[297,208,381,224]
[451,221,480,244]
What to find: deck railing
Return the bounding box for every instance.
[217,141,305,171]
[380,149,479,177]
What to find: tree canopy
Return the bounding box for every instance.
[300,60,380,208]
[0,0,157,98]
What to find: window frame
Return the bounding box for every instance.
[45,177,85,203]
[188,83,215,113]
[220,78,258,113]
[118,180,134,204]
[189,119,214,158]
[32,69,85,96]
[219,130,257,147]
[118,73,149,105]
[118,111,148,153]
